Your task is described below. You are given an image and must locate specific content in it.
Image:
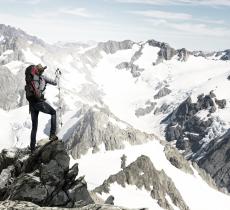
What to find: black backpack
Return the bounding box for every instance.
[25,65,36,101]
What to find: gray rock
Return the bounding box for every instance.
[176,138,190,151]
[177,48,190,62]
[164,144,193,174]
[147,40,176,61]
[66,106,156,159]
[40,160,65,185]
[215,98,226,109]
[166,124,183,141]
[0,141,94,208]
[94,155,190,210]
[162,92,225,153]
[104,195,114,205]
[0,66,25,110]
[0,200,145,210]
[8,173,48,204]
[154,103,170,115]
[116,62,144,78]
[198,130,230,192]
[220,49,230,60]
[135,101,156,117]
[154,87,172,99]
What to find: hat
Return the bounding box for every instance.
[36,64,47,71]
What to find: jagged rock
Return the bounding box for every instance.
[104,195,114,205]
[210,90,216,98]
[164,144,194,174]
[135,101,156,117]
[176,138,190,151]
[198,130,230,192]
[66,106,156,159]
[0,66,25,110]
[215,98,226,109]
[163,92,225,150]
[0,200,143,210]
[166,124,183,141]
[0,141,94,208]
[163,91,230,192]
[154,103,170,115]
[8,173,48,204]
[220,49,230,60]
[147,40,176,61]
[116,62,144,77]
[177,48,190,61]
[97,40,134,54]
[154,87,172,99]
[94,155,190,210]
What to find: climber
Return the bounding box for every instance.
[25,64,59,153]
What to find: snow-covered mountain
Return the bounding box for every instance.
[0,24,230,210]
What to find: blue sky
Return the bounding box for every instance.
[0,0,229,51]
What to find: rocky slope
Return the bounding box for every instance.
[162,91,230,192]
[94,155,190,210]
[0,140,146,210]
[63,105,157,159]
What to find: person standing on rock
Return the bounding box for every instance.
[25,64,59,153]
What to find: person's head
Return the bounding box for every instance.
[36,64,47,75]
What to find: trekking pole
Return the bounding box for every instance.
[55,68,63,128]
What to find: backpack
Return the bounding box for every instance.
[25,65,37,101]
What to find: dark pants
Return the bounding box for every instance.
[30,101,56,151]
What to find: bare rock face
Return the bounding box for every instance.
[163,92,226,154]
[81,40,134,67]
[116,62,144,77]
[177,48,190,62]
[66,106,156,159]
[94,155,190,210]
[0,200,142,210]
[154,87,172,99]
[162,91,230,192]
[198,131,230,192]
[135,101,156,117]
[220,49,230,60]
[164,144,194,174]
[147,40,177,61]
[0,140,94,208]
[0,66,25,110]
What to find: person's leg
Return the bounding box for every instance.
[30,109,39,152]
[33,101,57,139]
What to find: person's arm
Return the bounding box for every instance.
[43,75,57,86]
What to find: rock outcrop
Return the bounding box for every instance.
[135,101,156,117]
[198,129,230,192]
[220,49,230,60]
[164,144,194,174]
[0,200,141,210]
[154,87,172,99]
[163,92,226,154]
[116,62,144,77]
[94,155,190,210]
[0,140,94,208]
[65,106,156,159]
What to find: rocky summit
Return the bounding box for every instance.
[0,140,94,208]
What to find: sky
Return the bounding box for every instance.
[0,0,229,51]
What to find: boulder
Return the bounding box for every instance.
[0,140,94,208]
